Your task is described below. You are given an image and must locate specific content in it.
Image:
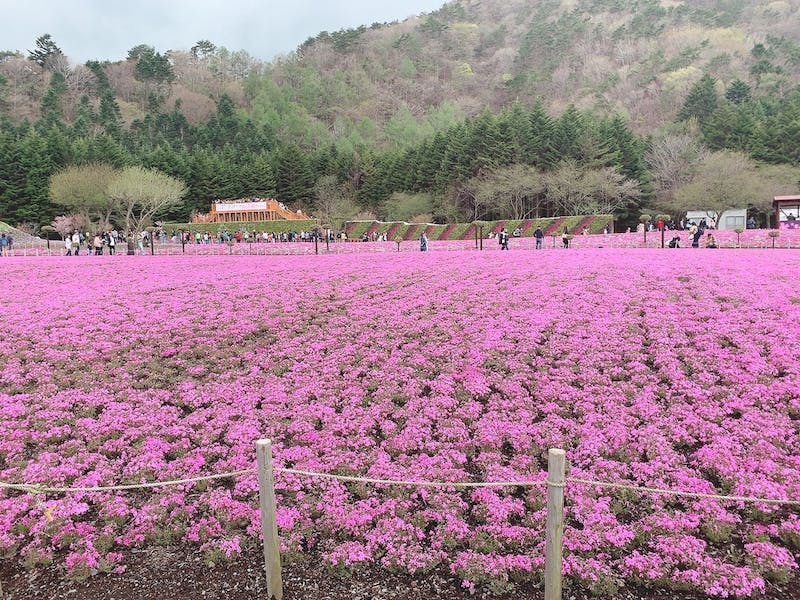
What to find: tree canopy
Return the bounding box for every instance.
[108,166,187,234]
[48,163,119,228]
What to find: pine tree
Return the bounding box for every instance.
[98,91,123,138]
[527,102,557,168]
[678,74,718,124]
[413,133,447,191]
[497,103,532,164]
[189,148,229,212]
[0,128,24,222]
[28,34,63,69]
[38,71,67,129]
[551,105,583,161]
[72,96,95,137]
[436,123,471,189]
[17,129,57,224]
[725,79,752,104]
[601,116,648,183]
[701,103,756,152]
[274,145,313,207]
[243,152,277,197]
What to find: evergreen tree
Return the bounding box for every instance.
[38,71,67,129]
[435,123,471,189]
[527,102,557,168]
[133,46,175,85]
[28,34,63,69]
[72,96,95,137]
[751,96,800,164]
[701,103,756,152]
[141,144,191,183]
[551,105,583,161]
[239,152,277,198]
[274,144,313,207]
[16,129,57,224]
[189,148,231,212]
[78,134,130,167]
[601,116,648,184]
[98,91,123,138]
[413,133,447,191]
[44,126,72,170]
[678,74,718,124]
[725,79,752,104]
[466,111,511,174]
[85,61,112,91]
[497,103,532,164]
[0,128,23,221]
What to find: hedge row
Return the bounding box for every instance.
[165,215,614,239]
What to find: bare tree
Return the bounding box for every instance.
[63,64,95,121]
[474,164,546,219]
[646,133,708,204]
[673,151,800,217]
[543,161,588,216]
[544,160,641,216]
[0,55,42,120]
[314,175,353,228]
[576,167,641,215]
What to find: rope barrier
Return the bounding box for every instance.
[1,467,798,506]
[274,467,549,488]
[565,477,800,506]
[0,469,256,494]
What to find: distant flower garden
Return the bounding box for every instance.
[0,250,798,596]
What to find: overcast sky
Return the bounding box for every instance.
[4,0,447,63]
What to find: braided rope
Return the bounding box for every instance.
[275,467,549,488]
[0,469,256,494]
[1,468,798,506]
[566,477,800,506]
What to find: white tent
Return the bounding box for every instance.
[685,209,746,230]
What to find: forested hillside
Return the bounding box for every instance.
[1,0,800,230]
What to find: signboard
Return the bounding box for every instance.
[216,201,268,212]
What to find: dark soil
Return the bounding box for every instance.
[1,547,797,600]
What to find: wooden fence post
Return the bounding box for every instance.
[544,448,566,600]
[256,439,283,600]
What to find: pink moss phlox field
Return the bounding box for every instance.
[1,249,799,596]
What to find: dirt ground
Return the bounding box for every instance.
[2,547,799,600]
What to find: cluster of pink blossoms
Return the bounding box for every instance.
[0,248,798,596]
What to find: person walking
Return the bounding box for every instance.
[419,232,428,252]
[0,233,9,257]
[562,228,570,248]
[498,227,509,250]
[71,230,81,257]
[534,226,544,249]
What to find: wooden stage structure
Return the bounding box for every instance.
[193,199,310,224]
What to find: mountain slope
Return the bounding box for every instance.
[271,0,800,138]
[2,0,799,145]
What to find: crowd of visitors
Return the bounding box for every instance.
[5,214,772,258]
[58,227,350,256]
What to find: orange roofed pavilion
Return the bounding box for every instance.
[192,198,310,224]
